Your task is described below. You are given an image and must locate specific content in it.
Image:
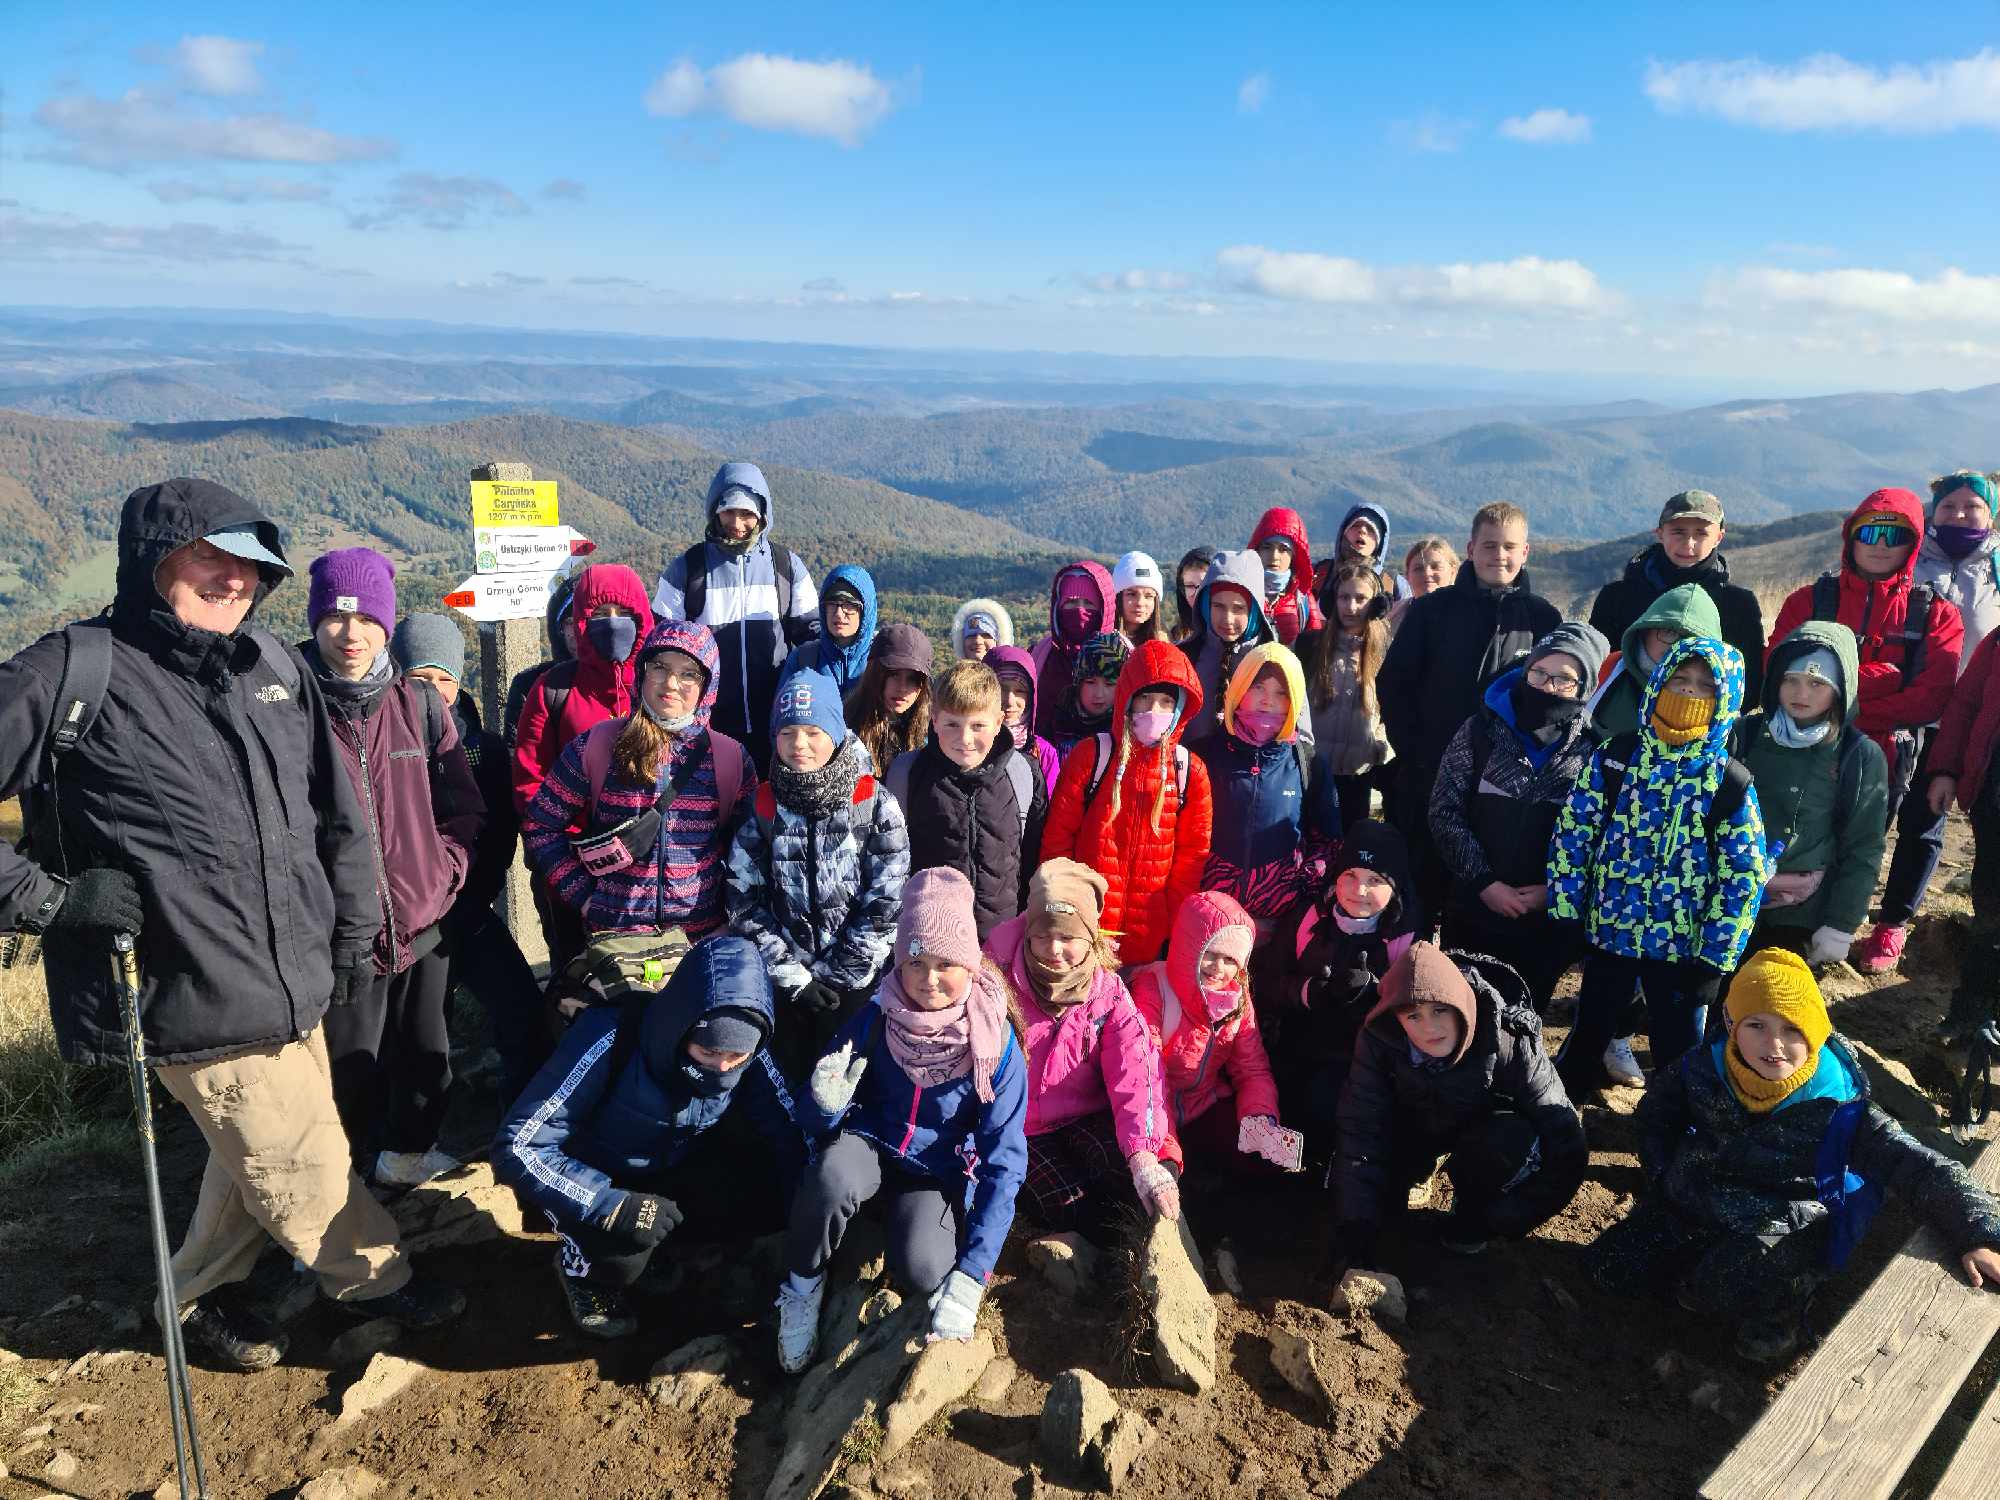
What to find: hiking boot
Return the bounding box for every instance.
[775,1274,825,1375]
[555,1262,637,1341]
[169,1285,288,1372]
[1603,1036,1646,1088]
[328,1273,466,1330]
[1937,988,1997,1048]
[1734,1315,1803,1365]
[373,1147,462,1189]
[1855,923,1908,975]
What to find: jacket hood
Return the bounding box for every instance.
[1842,487,1927,586]
[1191,549,1273,646]
[1338,503,1393,565]
[1622,582,1724,680]
[819,564,880,682]
[1641,633,1746,747]
[567,564,657,671]
[114,477,290,624]
[952,596,1014,654]
[639,934,774,1082]
[1164,891,1255,1015]
[1762,620,1860,720]
[986,644,1041,732]
[635,617,721,730]
[1113,638,1204,747]
[1363,940,1479,1066]
[1222,640,1306,742]
[1249,506,1316,597]
[1047,561,1116,644]
[705,461,773,524]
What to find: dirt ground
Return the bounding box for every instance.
[2,820,1995,1500]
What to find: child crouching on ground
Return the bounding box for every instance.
[774,868,1026,1373]
[1335,942,1586,1269]
[1591,948,2000,1363]
[1130,891,1298,1178]
[984,859,1178,1243]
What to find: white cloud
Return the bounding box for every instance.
[147,176,329,204]
[1498,107,1591,144]
[644,53,897,146]
[0,206,307,263]
[169,35,265,97]
[1712,265,2000,325]
[1237,72,1271,113]
[348,172,529,231]
[34,89,396,170]
[1218,246,1613,313]
[1388,111,1471,153]
[1081,268,1194,294]
[1644,50,2000,133]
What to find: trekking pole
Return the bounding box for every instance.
[114,932,211,1500]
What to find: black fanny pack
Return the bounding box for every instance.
[571,729,711,876]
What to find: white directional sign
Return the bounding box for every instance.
[474,523,592,575]
[443,569,565,623]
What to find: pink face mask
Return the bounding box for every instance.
[1200,983,1241,1022]
[1235,707,1284,745]
[1131,708,1176,747]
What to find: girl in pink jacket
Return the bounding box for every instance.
[1129,891,1292,1176]
[983,858,1175,1242]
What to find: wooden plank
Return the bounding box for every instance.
[1933,1374,2000,1500]
[1700,1140,2000,1500]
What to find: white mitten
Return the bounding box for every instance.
[1237,1115,1306,1172]
[1807,926,1854,967]
[1129,1150,1181,1220]
[809,1041,868,1116]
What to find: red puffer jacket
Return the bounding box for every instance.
[512,563,656,813]
[1248,506,1324,647]
[1040,639,1212,965]
[1928,625,2000,810]
[1129,892,1279,1169]
[1766,488,1963,774]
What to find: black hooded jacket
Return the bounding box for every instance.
[0,479,379,1066]
[1588,544,1767,706]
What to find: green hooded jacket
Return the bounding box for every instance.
[1736,620,1888,936]
[1585,583,1724,738]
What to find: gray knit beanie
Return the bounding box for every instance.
[391,612,466,681]
[1528,621,1610,688]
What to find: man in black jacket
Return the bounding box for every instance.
[0,479,464,1371]
[1587,489,1767,705]
[1377,501,1560,920]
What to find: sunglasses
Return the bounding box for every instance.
[1852,523,1915,547]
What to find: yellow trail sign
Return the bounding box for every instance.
[469,479,559,528]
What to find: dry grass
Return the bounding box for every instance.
[0,940,131,1182]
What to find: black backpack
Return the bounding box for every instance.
[680,540,798,633]
[1596,730,1754,854]
[1808,572,1936,689]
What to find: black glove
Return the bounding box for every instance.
[603,1192,682,1250]
[791,980,842,1015]
[46,868,142,939]
[329,957,373,1007]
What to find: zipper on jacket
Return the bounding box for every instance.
[899,1081,923,1155]
[737,552,751,729]
[806,818,825,946]
[343,720,398,961]
[1178,1028,1220,1132]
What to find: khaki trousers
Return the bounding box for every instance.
[154,1023,412,1308]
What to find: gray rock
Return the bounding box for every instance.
[1026,1232,1101,1296]
[1267,1314,1336,1417]
[765,1300,926,1500]
[1331,1269,1408,1326]
[1138,1216,1215,1393]
[878,1333,994,1463]
[973,1356,1018,1404]
[1094,1409,1150,1491]
[1211,1242,1246,1299]
[1038,1368,1118,1474]
[646,1334,735,1413]
[17,1422,53,1441]
[42,1450,79,1483]
[325,1318,402,1368]
[298,1466,386,1500]
[335,1352,424,1426]
[387,1161,524,1254]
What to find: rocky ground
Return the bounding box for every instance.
[1,820,1995,1500]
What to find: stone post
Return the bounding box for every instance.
[470,461,549,966]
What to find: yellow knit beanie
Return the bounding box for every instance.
[1722,948,1832,1111]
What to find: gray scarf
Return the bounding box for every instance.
[770,736,864,818]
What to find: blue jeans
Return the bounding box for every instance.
[1556,949,1721,1098]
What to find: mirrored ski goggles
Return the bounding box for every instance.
[1851,523,1915,547]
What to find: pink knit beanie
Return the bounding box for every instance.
[895,867,982,971]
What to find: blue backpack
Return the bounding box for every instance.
[1813,1098,1885,1270]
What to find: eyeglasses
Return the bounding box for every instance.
[1524,665,1584,695]
[1852,523,1916,547]
[645,662,707,690]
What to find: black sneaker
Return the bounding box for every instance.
[171,1285,288,1372]
[555,1260,637,1341]
[327,1273,466,1330]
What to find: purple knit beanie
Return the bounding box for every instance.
[308,548,397,630]
[895,868,982,972]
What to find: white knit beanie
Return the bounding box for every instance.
[1112,551,1163,596]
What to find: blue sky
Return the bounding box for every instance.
[6,3,2000,391]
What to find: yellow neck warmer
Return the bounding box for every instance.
[1724,1041,1817,1113]
[1651,687,1715,746]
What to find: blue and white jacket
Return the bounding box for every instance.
[493,935,806,1231]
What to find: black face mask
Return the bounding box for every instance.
[586,615,638,664]
[676,1059,743,1099]
[1511,682,1584,735]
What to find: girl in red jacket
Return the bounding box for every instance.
[1041,639,1213,965]
[1249,506,1324,647]
[1130,892,1299,1177]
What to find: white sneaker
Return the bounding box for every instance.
[775,1275,825,1375]
[1603,1037,1646,1088]
[373,1148,462,1188]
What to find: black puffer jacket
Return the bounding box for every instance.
[1336,952,1585,1237]
[1589,545,1767,707]
[888,733,1047,938]
[1638,1033,2000,1252]
[0,479,379,1066]
[1377,562,1560,776]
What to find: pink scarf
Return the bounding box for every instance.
[878,962,1011,1102]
